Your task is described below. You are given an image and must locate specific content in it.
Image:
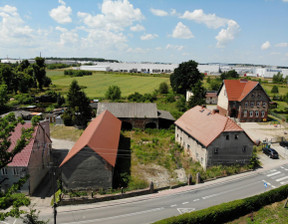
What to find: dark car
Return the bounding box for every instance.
[280,141,288,149]
[262,147,279,159]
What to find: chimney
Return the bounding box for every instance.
[213,109,219,114]
[201,105,206,109]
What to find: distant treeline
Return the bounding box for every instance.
[45,57,119,63]
[46,63,79,70]
[64,69,92,77]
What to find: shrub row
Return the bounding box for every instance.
[64,69,92,77]
[153,184,288,224]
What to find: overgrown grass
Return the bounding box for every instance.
[49,124,83,142]
[47,70,170,98]
[227,199,288,224]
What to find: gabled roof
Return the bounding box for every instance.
[60,110,121,167]
[7,122,51,167]
[97,103,158,118]
[223,79,259,102]
[175,106,252,147]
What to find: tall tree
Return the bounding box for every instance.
[105,85,121,101]
[220,69,239,80]
[187,81,206,108]
[0,84,9,108]
[33,57,46,90]
[170,60,204,95]
[66,80,92,127]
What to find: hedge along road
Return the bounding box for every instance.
[39,162,288,224]
[47,70,170,98]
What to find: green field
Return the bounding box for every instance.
[47,70,170,98]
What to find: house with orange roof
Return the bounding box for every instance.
[217,79,270,122]
[60,110,121,190]
[175,106,254,169]
[0,121,52,195]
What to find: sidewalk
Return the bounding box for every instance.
[34,158,288,216]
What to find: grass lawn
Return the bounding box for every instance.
[47,70,170,98]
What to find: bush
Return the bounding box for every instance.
[153,184,288,224]
[64,70,92,77]
[105,85,121,101]
[128,92,144,102]
[159,82,169,94]
[271,85,279,94]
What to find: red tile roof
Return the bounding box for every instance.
[60,110,121,167]
[8,123,37,167]
[224,79,258,102]
[175,106,251,147]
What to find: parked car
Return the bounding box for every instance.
[280,141,288,149]
[262,147,279,159]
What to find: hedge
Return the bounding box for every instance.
[153,184,288,224]
[64,70,92,77]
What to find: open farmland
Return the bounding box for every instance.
[47,70,170,98]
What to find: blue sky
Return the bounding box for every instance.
[0,0,288,66]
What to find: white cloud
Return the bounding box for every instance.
[261,41,271,50]
[181,9,228,29]
[0,5,34,47]
[49,0,72,24]
[150,8,168,16]
[215,20,240,48]
[78,0,144,31]
[181,9,240,48]
[283,0,288,2]
[130,24,145,32]
[172,22,194,39]
[55,26,78,45]
[166,44,184,51]
[141,33,158,40]
[276,42,288,47]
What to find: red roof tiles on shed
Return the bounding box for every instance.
[224,79,258,102]
[175,106,247,147]
[60,110,121,167]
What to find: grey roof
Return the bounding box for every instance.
[97,103,158,118]
[157,110,175,121]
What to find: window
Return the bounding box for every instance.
[1,168,8,175]
[187,144,190,150]
[242,146,247,153]
[263,102,266,108]
[261,111,265,118]
[201,157,203,163]
[251,93,255,97]
[176,134,179,139]
[250,101,254,107]
[255,111,259,117]
[235,134,239,140]
[214,148,219,154]
[245,102,248,108]
[250,111,253,117]
[226,135,229,140]
[244,110,247,117]
[257,101,261,107]
[13,168,19,176]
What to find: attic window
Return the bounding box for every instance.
[214,148,219,154]
[242,146,247,153]
[235,134,239,140]
[226,135,229,140]
[200,109,205,113]
[207,112,211,116]
[1,168,8,175]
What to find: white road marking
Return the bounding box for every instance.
[61,207,165,224]
[193,198,200,202]
[280,166,288,171]
[202,193,219,200]
[262,180,276,188]
[170,204,177,207]
[177,208,195,214]
[280,180,288,185]
[266,171,281,177]
[182,202,189,205]
[276,176,288,182]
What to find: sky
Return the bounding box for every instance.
[0,0,288,66]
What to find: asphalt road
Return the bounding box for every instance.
[34,162,288,224]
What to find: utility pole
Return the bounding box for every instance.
[50,162,57,224]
